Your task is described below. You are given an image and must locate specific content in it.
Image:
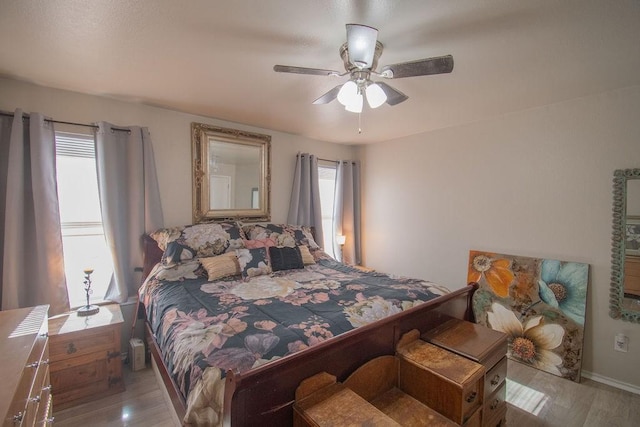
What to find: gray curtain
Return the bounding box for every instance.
[334,160,362,265]
[96,122,163,303]
[287,152,324,248]
[0,110,70,315]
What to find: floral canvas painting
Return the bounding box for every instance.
[468,250,589,382]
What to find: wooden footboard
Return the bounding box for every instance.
[222,283,477,426]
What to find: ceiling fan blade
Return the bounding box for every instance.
[346,24,378,69]
[380,55,454,79]
[312,84,343,105]
[274,65,341,76]
[376,82,409,106]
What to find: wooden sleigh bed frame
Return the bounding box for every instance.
[140,235,478,426]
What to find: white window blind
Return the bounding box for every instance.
[56,132,113,308]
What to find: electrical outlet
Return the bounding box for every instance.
[614,334,629,352]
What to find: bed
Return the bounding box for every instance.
[138,222,477,426]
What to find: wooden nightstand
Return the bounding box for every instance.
[422,318,508,427]
[48,304,125,410]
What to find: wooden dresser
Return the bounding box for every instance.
[0,305,52,427]
[423,318,508,427]
[48,304,125,410]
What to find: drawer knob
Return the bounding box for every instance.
[30,395,41,403]
[43,384,52,392]
[465,391,477,403]
[66,342,77,354]
[490,398,501,410]
[26,360,40,368]
[13,412,23,423]
[45,416,55,425]
[490,374,501,386]
[40,332,49,338]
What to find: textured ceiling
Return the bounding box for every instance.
[0,0,639,144]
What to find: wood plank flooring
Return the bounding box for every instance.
[54,360,640,426]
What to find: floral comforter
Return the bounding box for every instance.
[139,253,450,426]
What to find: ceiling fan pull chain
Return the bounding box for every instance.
[358,111,362,134]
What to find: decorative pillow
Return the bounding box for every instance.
[150,222,246,265]
[242,223,320,250]
[200,252,241,281]
[298,245,316,265]
[236,247,272,279]
[244,238,278,249]
[269,246,304,272]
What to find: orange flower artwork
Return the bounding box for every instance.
[468,251,515,297]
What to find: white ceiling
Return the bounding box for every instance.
[1,0,639,145]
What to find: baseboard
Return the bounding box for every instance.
[581,370,640,395]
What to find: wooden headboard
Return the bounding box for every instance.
[141,234,163,281]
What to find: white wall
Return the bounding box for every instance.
[359,85,640,389]
[0,77,356,227]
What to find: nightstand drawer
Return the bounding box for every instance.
[49,325,118,360]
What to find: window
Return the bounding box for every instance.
[56,132,113,308]
[318,160,338,258]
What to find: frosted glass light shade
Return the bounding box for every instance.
[337,81,358,106]
[366,83,387,108]
[345,93,363,113]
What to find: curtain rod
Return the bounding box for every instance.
[318,158,358,165]
[0,111,131,132]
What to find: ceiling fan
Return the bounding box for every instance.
[274,24,453,113]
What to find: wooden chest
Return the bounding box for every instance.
[397,337,485,426]
[0,305,52,427]
[48,304,125,410]
[423,318,508,427]
[293,358,458,427]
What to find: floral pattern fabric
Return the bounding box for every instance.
[150,222,246,266]
[242,223,320,249]
[139,254,449,424]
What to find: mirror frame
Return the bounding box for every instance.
[610,168,640,322]
[191,122,271,223]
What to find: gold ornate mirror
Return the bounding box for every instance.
[610,168,640,322]
[191,123,271,223]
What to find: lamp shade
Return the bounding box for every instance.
[337,81,358,106]
[346,24,378,69]
[366,83,387,108]
[345,93,363,113]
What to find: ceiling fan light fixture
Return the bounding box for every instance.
[345,93,363,113]
[346,24,378,69]
[337,80,358,106]
[365,82,387,108]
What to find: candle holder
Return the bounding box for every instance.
[77,268,100,316]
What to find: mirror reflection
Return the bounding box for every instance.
[624,180,640,306]
[611,168,640,322]
[192,122,271,223]
[208,140,261,210]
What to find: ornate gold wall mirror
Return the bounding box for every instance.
[192,123,271,223]
[610,168,640,322]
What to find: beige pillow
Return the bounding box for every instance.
[200,252,241,281]
[298,245,316,265]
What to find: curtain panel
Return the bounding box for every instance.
[0,110,69,315]
[287,152,324,248]
[96,123,163,303]
[334,160,362,265]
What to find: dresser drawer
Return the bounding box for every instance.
[483,381,507,427]
[484,356,507,398]
[49,325,119,361]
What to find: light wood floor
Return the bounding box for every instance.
[54,360,640,426]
